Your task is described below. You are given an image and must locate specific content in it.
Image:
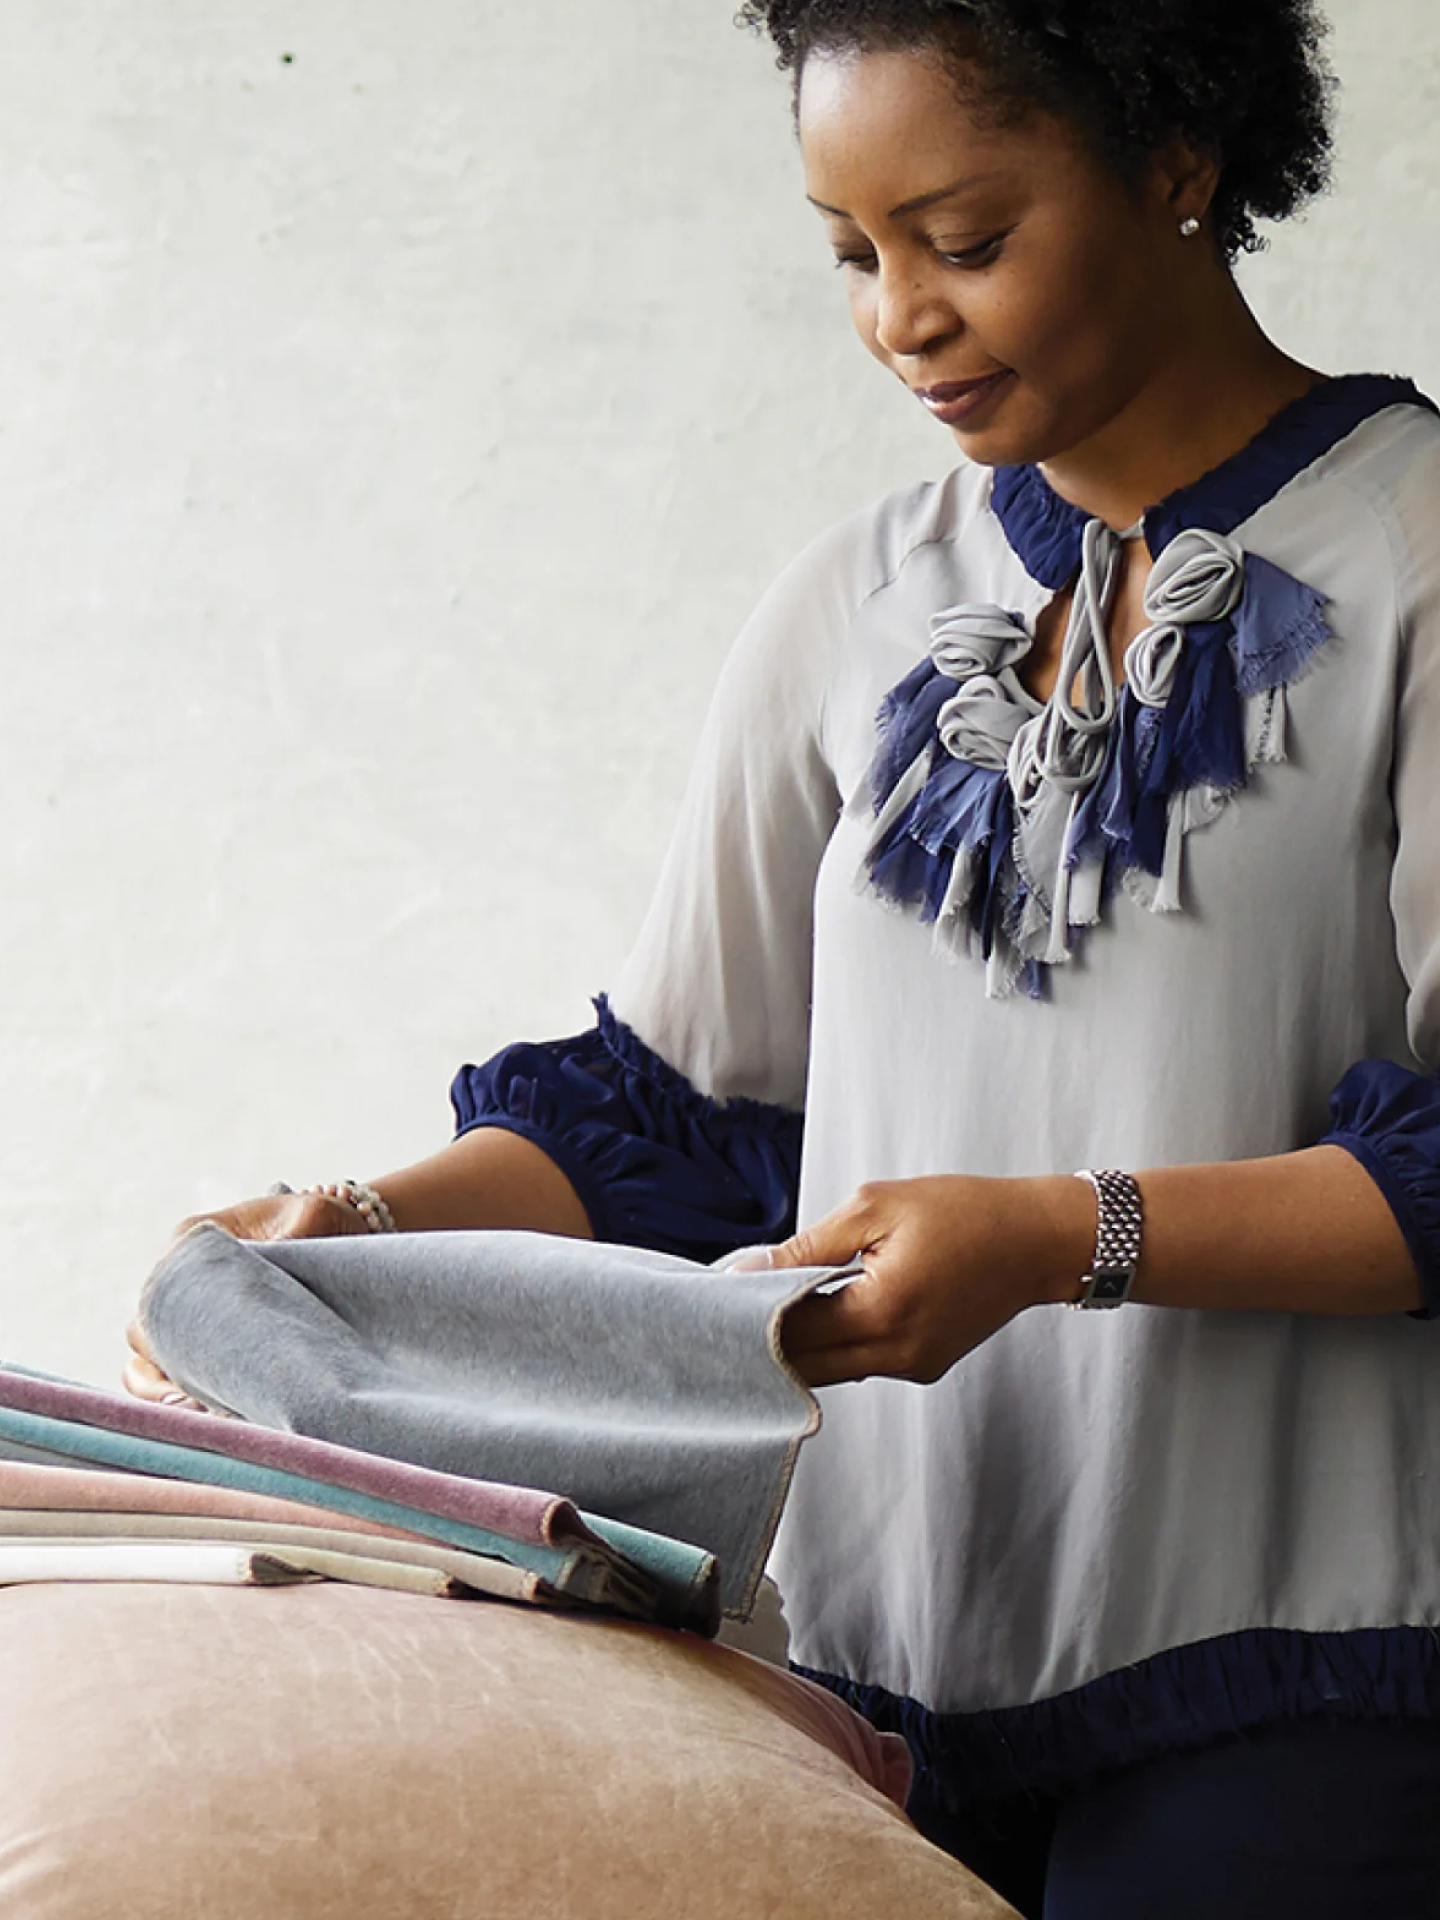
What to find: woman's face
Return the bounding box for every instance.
[798,47,1196,471]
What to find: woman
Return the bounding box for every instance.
[129,3,1440,1913]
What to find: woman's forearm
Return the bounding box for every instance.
[775,1146,1424,1389]
[1027,1144,1421,1316]
[371,1128,594,1239]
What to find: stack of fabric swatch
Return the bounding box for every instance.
[0,1224,845,1629]
[0,1367,710,1625]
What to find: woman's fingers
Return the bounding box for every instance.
[769,1190,905,1385]
[121,1351,206,1412]
[122,1336,177,1404]
[780,1267,940,1386]
[171,1190,358,1245]
[133,1191,357,1411]
[778,1289,880,1387]
[780,1271,881,1353]
[122,1320,207,1409]
[770,1176,1038,1388]
[768,1189,881,1274]
[787,1336,899,1391]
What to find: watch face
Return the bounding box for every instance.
[1084,1268,1132,1307]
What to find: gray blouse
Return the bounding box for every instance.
[605,381,1440,1760]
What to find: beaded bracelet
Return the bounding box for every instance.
[270,1178,398,1233]
[308,1180,398,1234]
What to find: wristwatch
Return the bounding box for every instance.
[1070,1168,1144,1309]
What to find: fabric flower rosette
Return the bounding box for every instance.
[860,515,1333,997]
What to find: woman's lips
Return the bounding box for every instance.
[914,370,1016,427]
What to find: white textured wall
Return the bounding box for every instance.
[1,1,1436,1384]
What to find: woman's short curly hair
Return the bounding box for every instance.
[737,0,1335,259]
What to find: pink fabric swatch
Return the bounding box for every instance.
[0,1458,445,1544]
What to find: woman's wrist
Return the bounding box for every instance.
[303,1180,398,1234]
[1003,1174,1100,1308]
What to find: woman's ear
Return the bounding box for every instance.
[1147,136,1223,235]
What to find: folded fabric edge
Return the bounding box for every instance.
[728,1266,848,1619]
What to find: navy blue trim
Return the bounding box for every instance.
[1322,1059,1440,1320]
[796,1625,1440,1809]
[992,375,1437,588]
[449,997,804,1265]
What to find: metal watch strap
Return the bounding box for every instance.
[1070,1169,1143,1309]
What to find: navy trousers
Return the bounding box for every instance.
[916,1718,1440,1920]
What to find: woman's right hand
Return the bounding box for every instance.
[123,1189,371,1406]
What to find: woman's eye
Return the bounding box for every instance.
[937,231,1011,269]
[832,251,878,274]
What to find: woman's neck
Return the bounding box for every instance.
[1038,285,1322,532]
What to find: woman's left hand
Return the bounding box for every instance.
[769,1175,1089,1389]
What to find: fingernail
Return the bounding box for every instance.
[718,1245,777,1273]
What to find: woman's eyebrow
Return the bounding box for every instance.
[807,170,1011,221]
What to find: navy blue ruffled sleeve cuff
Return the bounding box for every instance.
[1322,1059,1440,1319]
[449,996,803,1266]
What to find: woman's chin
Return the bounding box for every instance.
[944,419,1036,468]
[934,386,1048,469]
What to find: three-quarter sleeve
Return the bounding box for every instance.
[451,508,877,1259]
[450,997,803,1265]
[1323,1061,1440,1315]
[1321,428,1440,1314]
[605,509,871,1107]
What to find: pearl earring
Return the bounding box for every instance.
[1179,217,1202,238]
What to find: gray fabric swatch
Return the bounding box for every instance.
[141,1226,841,1614]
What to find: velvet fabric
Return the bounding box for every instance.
[0,1541,314,1587]
[0,1364,574,1545]
[0,1583,1018,1919]
[0,1455,481,1542]
[136,1224,841,1616]
[0,1375,672,1622]
[0,1505,569,1606]
[0,1354,756,1620]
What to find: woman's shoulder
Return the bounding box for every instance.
[1317,393,1440,620]
[1306,386,1440,529]
[714,464,1000,736]
[758,460,998,633]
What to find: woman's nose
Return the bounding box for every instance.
[872,261,961,360]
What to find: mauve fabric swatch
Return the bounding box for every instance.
[137,1226,840,1614]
